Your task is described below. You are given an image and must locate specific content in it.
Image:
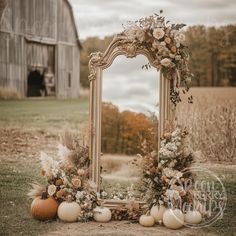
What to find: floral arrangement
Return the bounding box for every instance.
[123,12,193,106]
[140,127,194,208]
[28,131,98,221]
[28,126,200,227]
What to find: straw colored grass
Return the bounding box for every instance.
[176,87,236,163]
[0,87,20,100]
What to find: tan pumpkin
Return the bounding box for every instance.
[93,206,112,223]
[57,196,81,222]
[184,210,202,224]
[31,192,58,220]
[150,205,167,222]
[139,214,155,227]
[163,209,184,229]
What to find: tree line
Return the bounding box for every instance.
[80,24,236,88]
[101,102,157,155]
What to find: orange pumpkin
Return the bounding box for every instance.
[31,192,59,220]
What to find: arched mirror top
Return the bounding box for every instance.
[88,33,161,77]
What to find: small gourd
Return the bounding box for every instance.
[150,205,167,222]
[57,195,81,222]
[31,192,58,221]
[93,205,112,223]
[139,213,155,227]
[184,210,202,224]
[163,209,184,229]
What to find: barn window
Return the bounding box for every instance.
[68,73,72,88]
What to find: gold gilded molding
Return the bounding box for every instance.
[88,32,172,206]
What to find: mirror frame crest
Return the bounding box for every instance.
[88,33,174,206]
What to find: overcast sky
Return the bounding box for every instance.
[102,55,159,116]
[70,0,236,39]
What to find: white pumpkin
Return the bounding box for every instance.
[185,210,202,224]
[57,198,81,222]
[93,206,111,223]
[139,215,155,227]
[163,209,184,229]
[150,205,167,222]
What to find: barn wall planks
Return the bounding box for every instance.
[0,32,26,96]
[0,0,80,98]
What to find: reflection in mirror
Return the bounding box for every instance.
[100,55,160,201]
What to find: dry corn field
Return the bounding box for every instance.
[176,87,236,163]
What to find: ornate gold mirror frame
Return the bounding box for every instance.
[88,33,173,207]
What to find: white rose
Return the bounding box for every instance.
[48,184,56,196]
[125,29,136,41]
[175,55,181,61]
[135,29,145,42]
[76,191,84,200]
[160,58,172,67]
[153,28,165,40]
[160,41,166,46]
[174,33,185,44]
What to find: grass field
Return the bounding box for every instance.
[0,98,89,130]
[0,88,236,236]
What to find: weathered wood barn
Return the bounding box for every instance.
[0,0,81,98]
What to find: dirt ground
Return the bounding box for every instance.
[0,128,58,163]
[43,221,207,236]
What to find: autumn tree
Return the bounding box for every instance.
[101,102,157,155]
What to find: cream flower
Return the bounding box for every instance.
[48,184,56,196]
[77,169,85,176]
[75,191,84,200]
[125,29,136,41]
[160,41,166,46]
[165,37,171,44]
[175,55,181,61]
[135,29,145,42]
[160,58,172,67]
[125,28,145,42]
[174,33,185,44]
[153,28,165,39]
[166,189,180,200]
[71,178,82,189]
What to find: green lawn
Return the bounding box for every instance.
[0,98,89,130]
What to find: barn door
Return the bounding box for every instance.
[26,42,55,97]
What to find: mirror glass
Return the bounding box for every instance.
[101,55,160,201]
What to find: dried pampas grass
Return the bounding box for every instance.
[27,182,45,199]
[58,128,90,168]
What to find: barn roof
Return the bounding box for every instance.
[65,0,82,49]
[0,0,82,49]
[0,0,7,22]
